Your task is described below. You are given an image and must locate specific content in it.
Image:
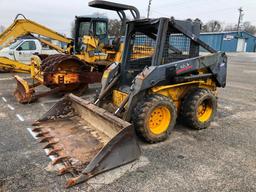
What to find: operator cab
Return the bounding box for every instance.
[74,16,108,53]
[120,18,204,86]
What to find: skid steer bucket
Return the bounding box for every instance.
[30,94,140,187]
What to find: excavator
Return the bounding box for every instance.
[0,14,73,73]
[13,0,141,103]
[29,16,227,187]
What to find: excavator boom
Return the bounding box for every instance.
[0,14,73,74]
[38,38,65,53]
[0,14,72,50]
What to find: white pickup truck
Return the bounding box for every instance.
[0,38,59,64]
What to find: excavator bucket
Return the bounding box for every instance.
[14,75,35,103]
[30,93,140,187]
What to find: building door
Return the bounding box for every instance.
[237,38,246,52]
[244,42,247,52]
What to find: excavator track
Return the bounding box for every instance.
[14,54,102,103]
[40,54,91,73]
[40,54,101,87]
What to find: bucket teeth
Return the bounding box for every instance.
[43,141,58,149]
[65,178,78,188]
[58,166,73,175]
[39,136,54,143]
[47,148,62,156]
[32,127,42,132]
[32,121,40,126]
[52,156,69,165]
[36,131,49,138]
[65,174,88,188]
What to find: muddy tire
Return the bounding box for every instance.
[132,94,177,143]
[180,88,217,130]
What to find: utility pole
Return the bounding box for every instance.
[237,7,244,32]
[147,0,152,18]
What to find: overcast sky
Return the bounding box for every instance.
[1,0,256,37]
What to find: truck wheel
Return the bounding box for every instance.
[132,94,177,143]
[181,88,217,130]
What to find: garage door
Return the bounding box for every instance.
[236,38,246,52]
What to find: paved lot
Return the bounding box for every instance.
[0,53,256,192]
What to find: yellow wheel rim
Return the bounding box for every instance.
[197,99,213,123]
[148,106,171,135]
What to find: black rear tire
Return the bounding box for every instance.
[180,88,217,130]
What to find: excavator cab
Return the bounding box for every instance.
[73,0,141,62]
[74,16,108,53]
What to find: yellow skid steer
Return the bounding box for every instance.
[30,17,227,187]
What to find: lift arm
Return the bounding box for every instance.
[0,14,72,50]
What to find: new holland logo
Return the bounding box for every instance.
[176,63,193,74]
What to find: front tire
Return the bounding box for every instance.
[132,94,177,143]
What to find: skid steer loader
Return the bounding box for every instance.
[14,0,141,103]
[29,17,227,187]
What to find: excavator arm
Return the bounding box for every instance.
[0,14,72,50]
[37,38,65,53]
[0,14,73,73]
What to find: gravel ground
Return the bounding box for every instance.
[0,53,255,192]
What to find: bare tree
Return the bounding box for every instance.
[224,22,256,35]
[0,25,5,33]
[70,21,75,39]
[242,21,256,35]
[108,19,122,36]
[202,20,222,32]
[224,24,237,31]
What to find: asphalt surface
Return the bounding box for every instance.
[0,53,256,192]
